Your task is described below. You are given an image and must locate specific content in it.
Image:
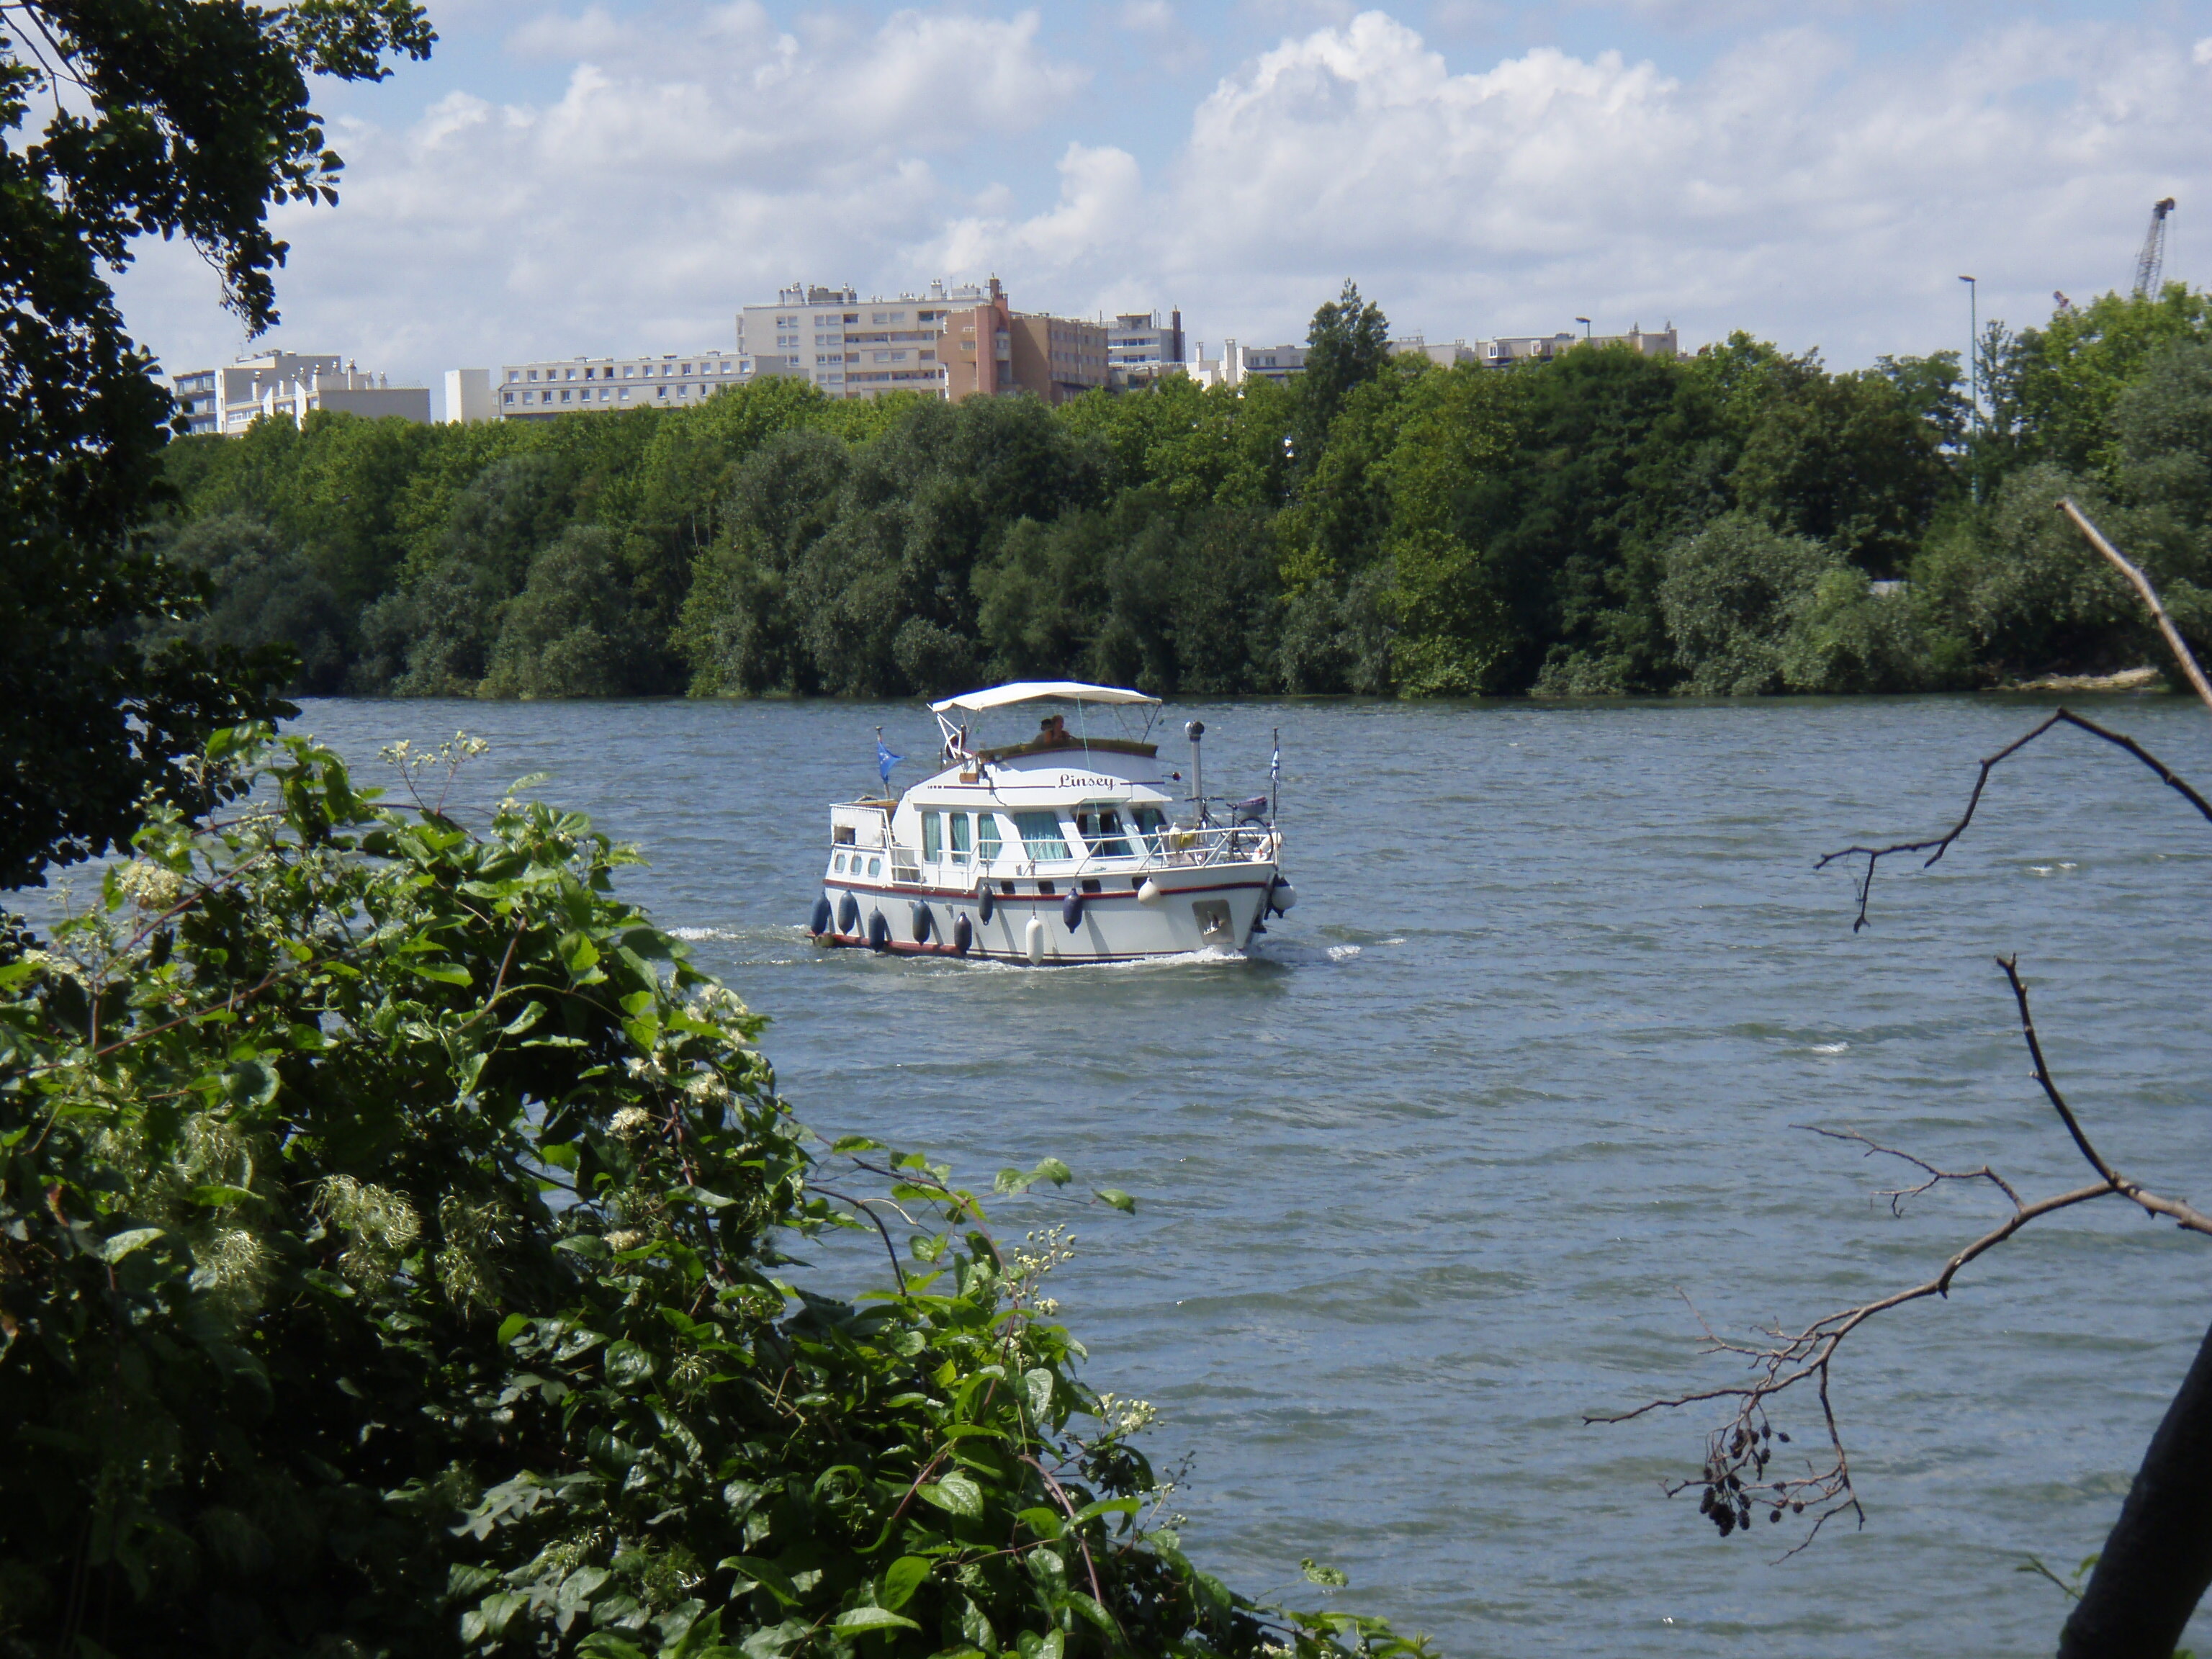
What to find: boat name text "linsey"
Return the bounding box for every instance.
[1058,773,1118,789]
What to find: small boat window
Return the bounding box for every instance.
[867,855,882,878]
[1013,810,1069,862]
[921,811,941,863]
[833,826,855,845]
[833,853,846,873]
[1133,806,1168,848]
[1074,801,1132,858]
[977,812,1002,866]
[949,811,971,866]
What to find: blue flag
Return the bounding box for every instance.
[876,731,902,788]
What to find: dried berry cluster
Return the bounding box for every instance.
[1694,1419,1804,1537]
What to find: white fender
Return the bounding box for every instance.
[1269,878,1298,914]
[1025,915,1046,965]
[1136,878,1163,907]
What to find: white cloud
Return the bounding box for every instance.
[946,9,2212,361]
[114,5,1087,395]
[110,4,2212,403]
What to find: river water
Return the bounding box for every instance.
[263,696,2212,1653]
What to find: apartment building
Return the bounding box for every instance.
[445,369,498,425]
[1467,323,1679,367]
[1007,311,1108,405]
[496,350,743,419]
[174,368,220,436]
[172,350,431,435]
[738,279,1135,404]
[1107,310,1185,387]
[738,282,959,400]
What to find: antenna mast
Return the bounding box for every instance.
[2135,197,2177,297]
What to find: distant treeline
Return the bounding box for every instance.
[153,282,2212,700]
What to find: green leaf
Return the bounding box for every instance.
[99,1228,165,1263]
[563,933,601,974]
[1072,1496,1140,1523]
[1023,1367,1053,1419]
[718,1557,799,1607]
[831,1608,919,1635]
[1301,1557,1351,1588]
[1093,1187,1136,1213]
[408,961,472,986]
[1032,1156,1071,1187]
[878,1555,930,1611]
[831,1136,885,1154]
[500,999,547,1036]
[917,1473,983,1519]
[496,1313,529,1345]
[186,1184,258,1208]
[603,1340,655,1387]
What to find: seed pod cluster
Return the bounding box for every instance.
[1694,1418,1789,1538]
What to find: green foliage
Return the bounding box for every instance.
[0,0,431,888]
[156,281,2212,706]
[0,730,1421,1659]
[1994,284,2212,477]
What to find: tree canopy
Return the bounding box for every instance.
[0,729,1421,1659]
[0,0,433,889]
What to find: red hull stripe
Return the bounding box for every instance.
[821,878,1269,902]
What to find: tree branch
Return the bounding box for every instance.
[2058,496,2212,714]
[1816,709,2212,930]
[1592,961,2212,1554]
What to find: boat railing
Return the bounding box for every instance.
[887,824,1274,889]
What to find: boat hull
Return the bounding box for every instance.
[813,863,1278,963]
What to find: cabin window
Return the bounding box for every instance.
[1013,811,1069,862]
[1133,806,1168,848]
[976,812,1002,865]
[867,855,881,878]
[949,811,971,866]
[922,811,941,863]
[833,853,846,873]
[833,825,855,845]
[1074,802,1132,858]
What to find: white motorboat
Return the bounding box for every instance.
[807,680,1295,964]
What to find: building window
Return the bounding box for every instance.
[680,364,691,374]
[527,369,539,381]
[656,386,667,398]
[619,388,630,400]
[503,391,514,405]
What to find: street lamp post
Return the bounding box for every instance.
[1957,275,1977,435]
[1574,315,1592,341]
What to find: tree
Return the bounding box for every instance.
[1298,281,1393,450]
[0,727,1424,1658]
[0,0,433,888]
[1599,502,2212,1657]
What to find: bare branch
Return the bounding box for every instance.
[1998,956,2212,1238]
[2059,496,2212,714]
[1594,960,2212,1554]
[1817,709,2212,930]
[1802,1125,2025,1213]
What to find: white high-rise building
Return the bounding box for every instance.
[444,369,498,425]
[171,350,430,435]
[495,349,745,419]
[737,281,976,400]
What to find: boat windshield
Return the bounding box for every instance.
[1132,805,1168,850]
[1074,801,1133,858]
[1012,810,1070,862]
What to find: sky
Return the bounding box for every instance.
[110,1,2212,415]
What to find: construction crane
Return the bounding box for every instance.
[2134,197,2177,297]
